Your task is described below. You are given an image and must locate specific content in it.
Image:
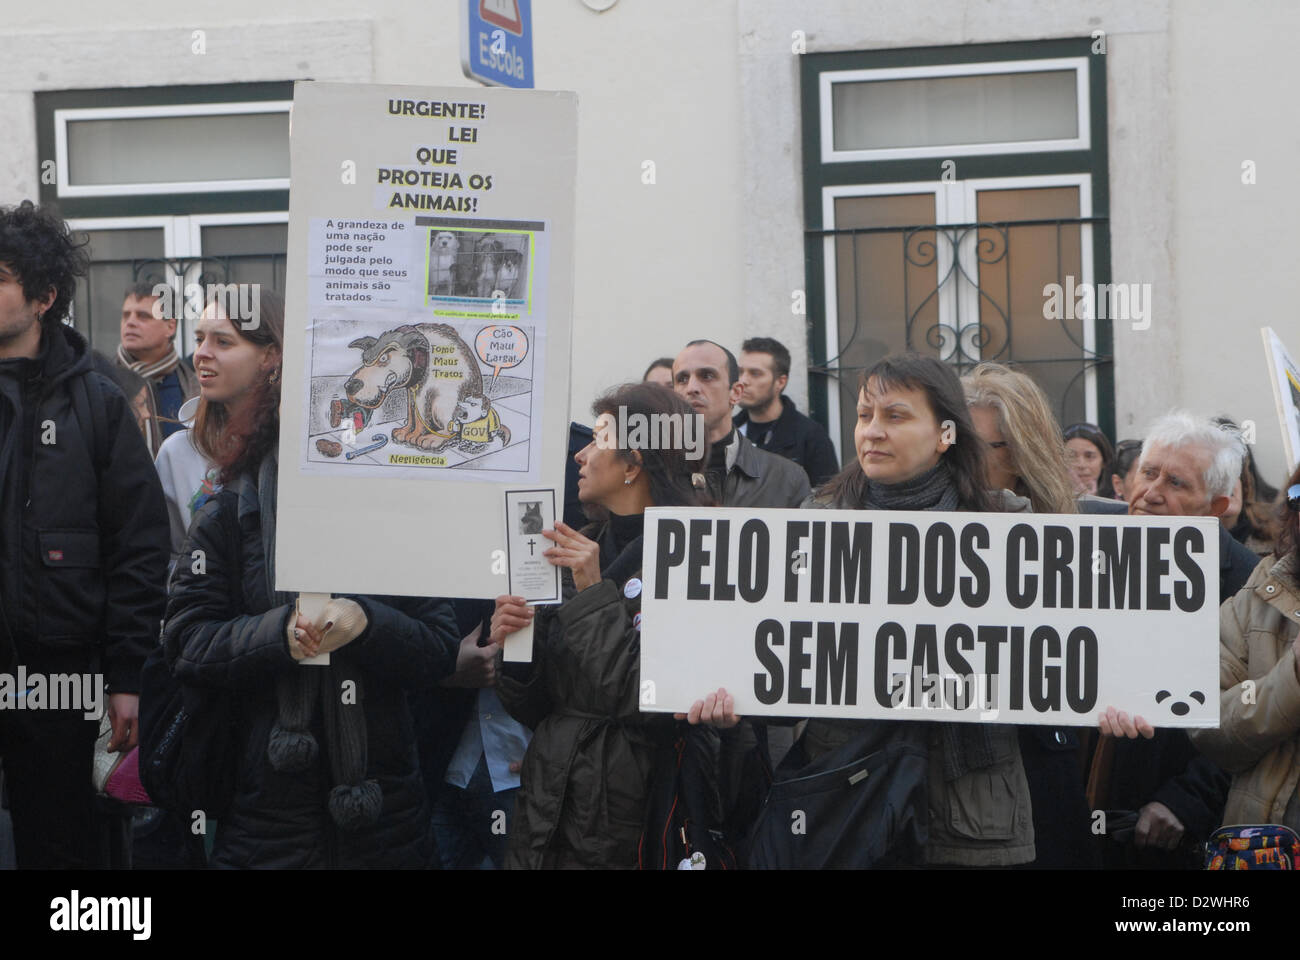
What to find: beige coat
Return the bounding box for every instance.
[1189,552,1300,826]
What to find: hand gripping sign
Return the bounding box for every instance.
[638,507,1221,728]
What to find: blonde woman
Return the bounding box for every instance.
[962,361,1100,868]
[962,362,1078,515]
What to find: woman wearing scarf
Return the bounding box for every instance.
[702,353,1036,867]
[160,290,459,867]
[490,383,732,868]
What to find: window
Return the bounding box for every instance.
[801,39,1113,458]
[37,83,291,353]
[68,213,287,354]
[823,59,1088,161]
[57,103,290,196]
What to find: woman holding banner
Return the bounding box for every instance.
[156,289,460,867]
[720,352,1038,868]
[490,383,743,869]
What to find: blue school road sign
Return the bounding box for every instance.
[461,0,534,88]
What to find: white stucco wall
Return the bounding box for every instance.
[1,0,747,428]
[736,0,1299,483]
[4,0,1296,484]
[1170,0,1300,485]
[738,0,1178,458]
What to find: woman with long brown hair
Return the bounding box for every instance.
[489,382,737,869]
[800,353,1033,866]
[706,353,1038,867]
[159,290,459,867]
[1063,421,1115,498]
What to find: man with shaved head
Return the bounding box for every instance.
[671,339,809,509]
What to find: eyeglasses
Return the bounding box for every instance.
[1289,483,1300,512]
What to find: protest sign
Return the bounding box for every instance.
[639,507,1221,728]
[276,82,576,598]
[1262,326,1300,471]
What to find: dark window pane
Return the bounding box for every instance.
[73,228,165,354]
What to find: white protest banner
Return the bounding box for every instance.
[640,508,1221,728]
[276,82,576,598]
[1262,326,1300,472]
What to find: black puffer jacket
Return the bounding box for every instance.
[0,325,168,691]
[162,482,459,868]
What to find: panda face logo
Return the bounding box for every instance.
[1155,689,1206,717]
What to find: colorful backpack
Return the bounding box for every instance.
[1204,824,1300,870]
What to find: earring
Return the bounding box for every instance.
[268,369,281,385]
[624,478,633,485]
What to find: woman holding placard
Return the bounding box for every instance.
[808,353,1034,866]
[156,289,460,867]
[716,352,1038,868]
[490,383,742,869]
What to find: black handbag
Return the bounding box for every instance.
[139,490,243,818]
[745,721,930,869]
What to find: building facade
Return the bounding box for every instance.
[2,0,1295,483]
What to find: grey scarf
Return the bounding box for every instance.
[247,450,383,831]
[860,459,999,782]
[860,460,960,512]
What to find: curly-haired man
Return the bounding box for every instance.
[0,200,168,867]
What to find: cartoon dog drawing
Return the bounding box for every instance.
[450,391,511,452]
[344,323,483,451]
[497,250,522,300]
[429,232,460,295]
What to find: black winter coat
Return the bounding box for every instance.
[1094,730,1230,869]
[1017,727,1099,868]
[162,481,459,868]
[0,325,168,692]
[734,396,841,489]
[1086,525,1248,868]
[498,520,739,869]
